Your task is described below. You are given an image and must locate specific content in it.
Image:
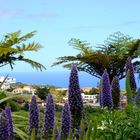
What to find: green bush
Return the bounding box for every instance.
[55,104,63,112]
[7,100,21,111]
[21,102,29,111]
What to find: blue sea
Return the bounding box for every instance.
[0,71,139,89]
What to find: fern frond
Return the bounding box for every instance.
[19,58,46,71]
[0,48,17,56]
[0,30,37,48]
[68,38,93,55]
[18,30,36,42]
[16,42,42,53]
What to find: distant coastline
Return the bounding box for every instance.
[0,71,137,89]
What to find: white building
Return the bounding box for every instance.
[0,76,16,90]
[63,93,98,104]
[81,93,98,104]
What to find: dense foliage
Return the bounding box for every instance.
[35,87,50,101]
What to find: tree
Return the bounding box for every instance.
[35,87,50,100]
[53,32,140,82]
[0,30,46,70]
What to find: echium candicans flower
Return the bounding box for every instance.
[125,57,137,91]
[111,76,120,109]
[101,70,113,108]
[0,111,9,140]
[135,88,140,107]
[5,107,14,139]
[68,64,83,139]
[60,102,71,140]
[42,94,55,139]
[29,95,39,138]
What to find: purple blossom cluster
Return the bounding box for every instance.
[0,111,10,140]
[29,95,39,138]
[68,64,83,138]
[60,102,71,140]
[5,107,14,139]
[101,70,113,108]
[68,65,83,111]
[42,94,55,139]
[125,57,137,91]
[111,76,120,108]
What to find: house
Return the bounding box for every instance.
[81,87,93,92]
[0,76,16,90]
[23,86,36,94]
[56,88,68,91]
[12,88,24,94]
[12,85,36,95]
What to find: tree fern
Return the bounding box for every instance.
[0,30,46,71]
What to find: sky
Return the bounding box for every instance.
[0,0,140,72]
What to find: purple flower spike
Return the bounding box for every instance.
[0,111,9,140]
[111,76,120,109]
[68,64,83,138]
[125,57,137,91]
[29,95,39,138]
[60,102,71,139]
[42,94,55,139]
[101,70,113,108]
[5,107,14,139]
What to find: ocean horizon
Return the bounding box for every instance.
[0,71,139,89]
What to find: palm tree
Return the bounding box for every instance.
[53,32,140,82]
[0,30,46,70]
